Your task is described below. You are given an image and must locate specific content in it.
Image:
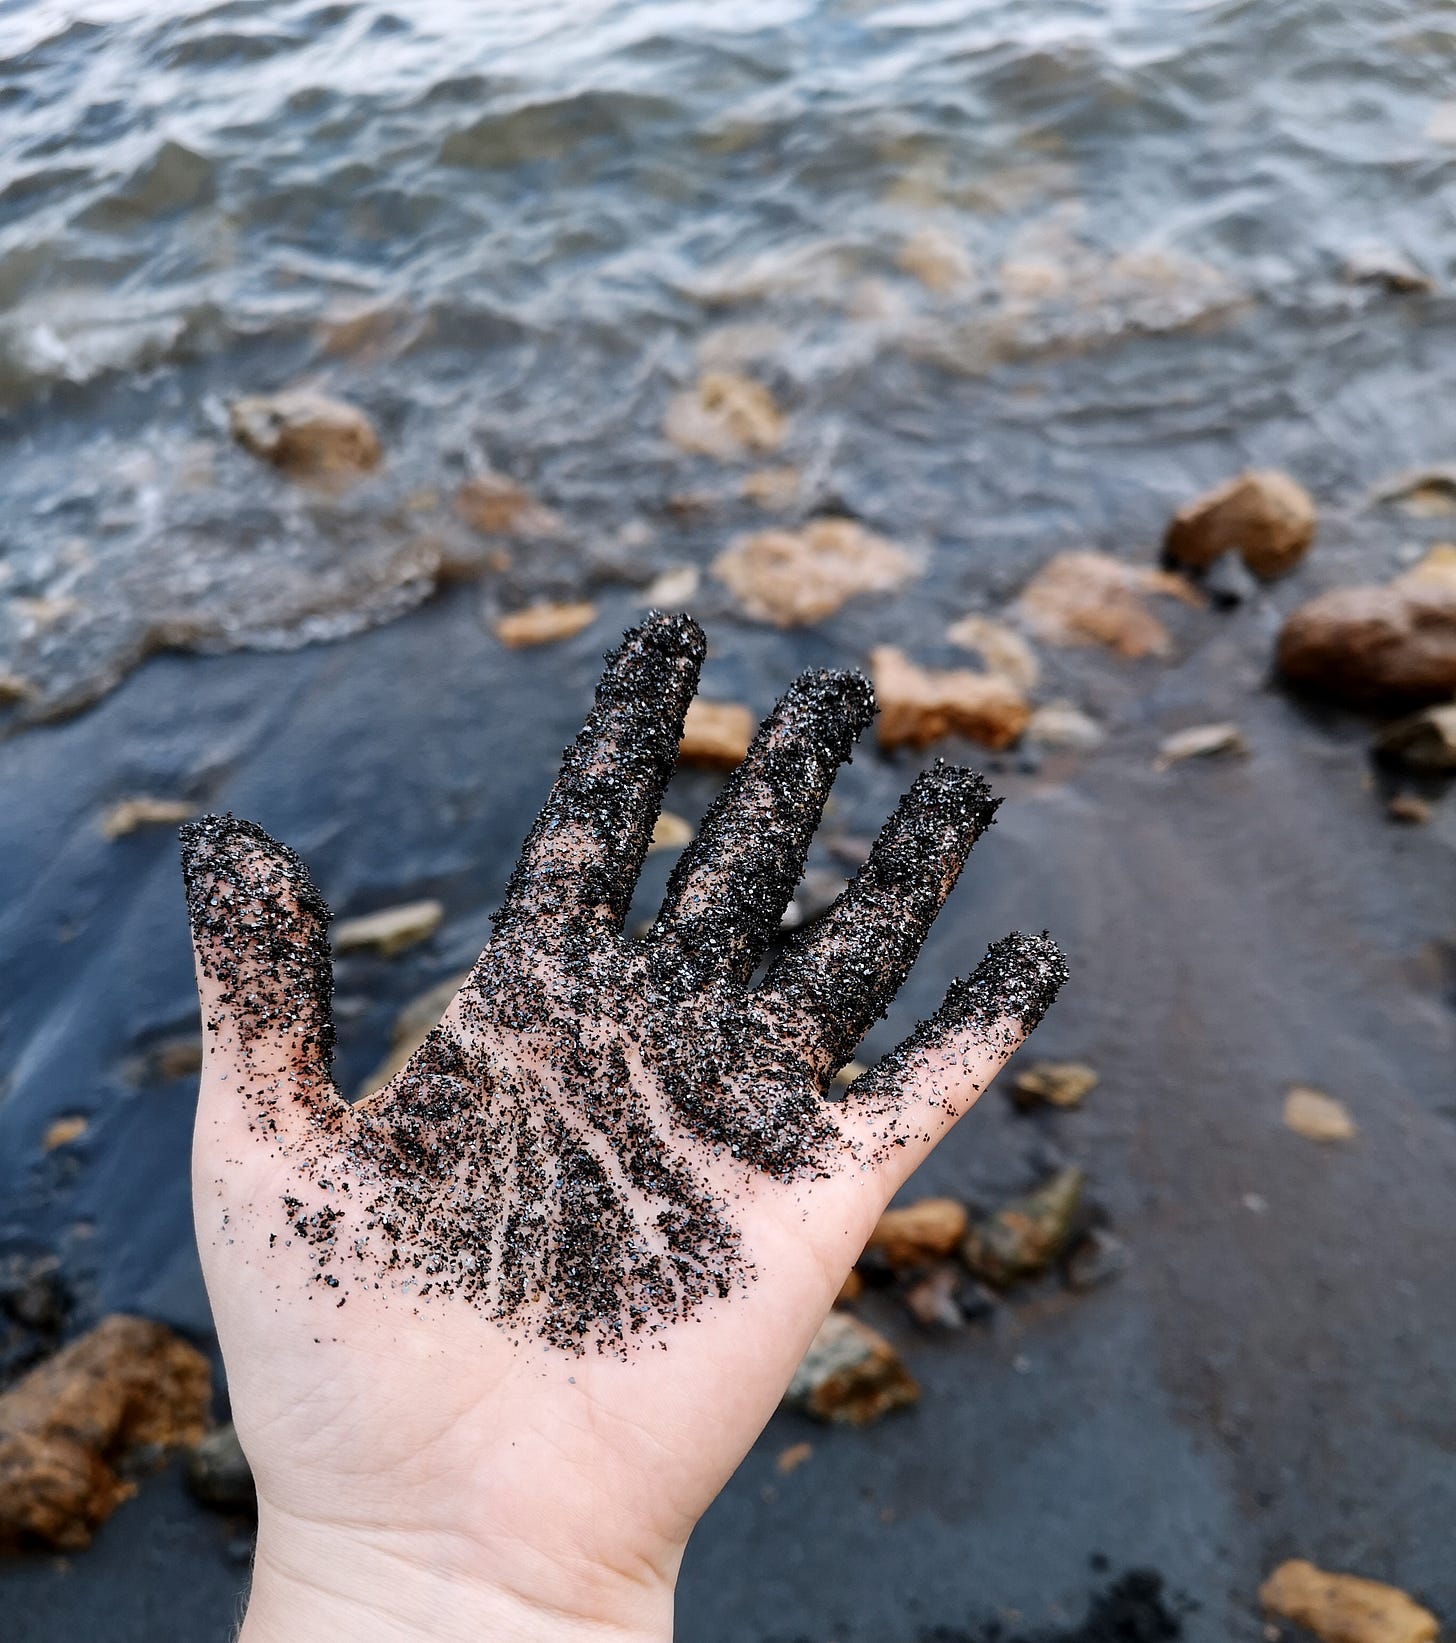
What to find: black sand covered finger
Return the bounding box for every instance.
[650,668,875,982]
[763,762,1001,1070]
[494,612,706,939]
[180,813,338,1107]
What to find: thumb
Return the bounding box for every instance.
[180,814,339,1123]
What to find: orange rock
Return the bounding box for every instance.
[663,371,785,459]
[1260,1559,1438,1643]
[775,1441,814,1476]
[455,474,564,538]
[1015,550,1201,659]
[678,700,754,769]
[42,1117,88,1152]
[714,519,915,627]
[0,1316,210,1551]
[493,602,598,648]
[870,646,1030,751]
[228,390,380,479]
[1164,470,1316,579]
[1276,581,1456,709]
[784,1312,918,1426]
[866,1198,969,1269]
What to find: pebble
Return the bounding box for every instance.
[100,797,196,840]
[455,473,564,538]
[1154,722,1249,769]
[493,601,599,648]
[678,699,754,768]
[1164,470,1317,580]
[1277,581,1456,709]
[714,519,915,626]
[663,371,785,459]
[784,1311,919,1426]
[41,1116,88,1152]
[1012,1060,1099,1110]
[637,566,700,607]
[1284,1086,1357,1143]
[184,1422,256,1516]
[945,614,1041,690]
[1343,244,1434,295]
[866,1198,969,1269]
[1015,550,1201,659]
[870,645,1030,751]
[228,390,380,479]
[1386,793,1432,825]
[1372,703,1456,772]
[1025,701,1105,752]
[332,899,443,958]
[902,1265,964,1329]
[648,812,694,853]
[961,1166,1085,1287]
[1259,1559,1438,1643]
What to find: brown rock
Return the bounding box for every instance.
[0,674,36,706]
[1012,1060,1099,1110]
[0,1315,210,1551]
[1386,793,1432,825]
[663,371,785,459]
[1259,1559,1438,1643]
[945,614,1040,690]
[333,899,443,958]
[775,1441,813,1476]
[714,519,915,627]
[358,971,471,1098]
[99,797,196,840]
[1373,469,1456,518]
[1373,703,1456,771]
[1015,550,1200,659]
[902,1265,964,1329]
[961,1167,1084,1288]
[228,390,381,479]
[1284,1087,1357,1143]
[1401,544,1456,590]
[1164,470,1316,579]
[679,700,754,769]
[42,1117,88,1153]
[494,602,598,648]
[455,474,564,538]
[741,466,802,509]
[1276,581,1456,709]
[834,1270,864,1306]
[784,1311,918,1426]
[866,1198,969,1269]
[870,646,1030,751]
[649,812,694,853]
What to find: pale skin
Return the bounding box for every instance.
[184,614,1064,1643]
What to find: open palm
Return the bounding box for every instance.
[182,614,1064,1643]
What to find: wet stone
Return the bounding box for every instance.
[1015,550,1201,660]
[332,899,444,958]
[714,519,915,627]
[1164,470,1316,580]
[99,796,196,840]
[1012,1060,1099,1110]
[678,699,754,768]
[663,371,785,460]
[902,1264,964,1329]
[228,390,381,480]
[1283,1086,1356,1143]
[865,1197,969,1270]
[960,1166,1085,1288]
[1260,1559,1438,1643]
[493,601,598,648]
[1154,723,1248,770]
[870,645,1030,752]
[1277,581,1456,710]
[784,1311,919,1426]
[1372,703,1456,772]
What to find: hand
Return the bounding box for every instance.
[182,613,1064,1643]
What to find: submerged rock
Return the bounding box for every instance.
[1015,550,1200,659]
[99,796,196,840]
[1372,703,1456,772]
[493,602,598,648]
[1371,468,1456,517]
[185,1422,256,1516]
[784,1311,918,1426]
[714,519,915,627]
[1276,582,1456,709]
[1164,470,1316,579]
[1012,1060,1099,1110]
[678,699,754,769]
[1284,1086,1357,1143]
[1260,1559,1438,1643]
[228,390,381,479]
[960,1166,1084,1287]
[333,899,443,958]
[0,1316,210,1551]
[865,1198,968,1270]
[870,646,1029,751]
[455,474,564,538]
[663,371,785,459]
[945,614,1040,690]
[1343,245,1434,295]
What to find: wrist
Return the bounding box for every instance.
[238,1506,675,1643]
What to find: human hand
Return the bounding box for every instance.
[182,613,1064,1643]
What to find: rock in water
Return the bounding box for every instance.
[1012,1060,1099,1110]
[961,1167,1085,1287]
[0,1315,210,1551]
[865,1198,968,1269]
[1373,703,1456,771]
[455,474,564,538]
[494,602,598,648]
[1260,1559,1438,1643]
[1284,1086,1357,1142]
[663,371,785,459]
[333,899,444,957]
[784,1312,918,1426]
[1015,550,1201,659]
[1277,582,1456,709]
[1026,701,1105,752]
[678,699,754,768]
[713,519,915,627]
[870,646,1029,751]
[185,1422,256,1515]
[945,614,1040,690]
[1164,470,1317,579]
[228,390,381,479]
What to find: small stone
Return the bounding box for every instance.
[945,614,1041,690]
[663,371,786,459]
[741,466,802,509]
[649,812,694,853]
[775,1441,813,1476]
[835,1270,864,1306]
[832,1060,868,1088]
[866,1198,969,1269]
[714,519,916,627]
[1277,581,1456,709]
[1064,1228,1131,1292]
[1026,701,1105,753]
[1015,551,1201,659]
[902,1265,964,1329]
[0,674,36,705]
[1203,552,1262,609]
[1372,703,1456,772]
[1343,245,1434,295]
[637,566,700,607]
[1012,1060,1099,1110]
[185,1422,256,1516]
[679,700,754,769]
[0,1315,210,1551]
[1284,1086,1356,1143]
[1154,722,1249,769]
[1259,1559,1438,1643]
[455,474,564,538]
[784,1311,919,1426]
[961,1167,1085,1288]
[358,972,471,1098]
[1372,468,1456,518]
[897,227,977,293]
[1386,793,1432,825]
[333,900,443,958]
[870,645,1030,751]
[42,1117,88,1153]
[228,390,380,479]
[1164,471,1317,579]
[493,602,598,648]
[100,797,196,840]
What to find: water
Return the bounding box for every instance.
[3,0,1455,720]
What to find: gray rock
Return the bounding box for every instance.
[185,1422,256,1516]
